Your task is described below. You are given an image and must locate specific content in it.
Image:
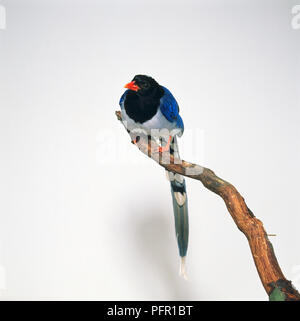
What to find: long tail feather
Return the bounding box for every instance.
[166,137,189,279]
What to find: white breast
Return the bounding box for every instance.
[121,108,180,139]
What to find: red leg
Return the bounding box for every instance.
[159,135,172,153]
[131,136,140,145]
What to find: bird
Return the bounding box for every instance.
[119,75,189,279]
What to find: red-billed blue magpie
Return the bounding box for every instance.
[119,75,189,279]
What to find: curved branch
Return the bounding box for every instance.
[116,111,300,301]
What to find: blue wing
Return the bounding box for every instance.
[119,90,129,109]
[159,86,184,132]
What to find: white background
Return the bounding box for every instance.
[0,0,299,300]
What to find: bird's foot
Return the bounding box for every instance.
[131,136,140,145]
[158,135,172,153]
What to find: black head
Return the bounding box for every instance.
[124,75,162,97]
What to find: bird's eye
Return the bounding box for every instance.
[142,82,149,88]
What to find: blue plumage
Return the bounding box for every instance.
[159,86,184,132]
[119,85,184,134]
[119,90,128,110]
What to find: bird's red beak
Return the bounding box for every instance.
[124,81,140,91]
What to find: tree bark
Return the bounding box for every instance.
[116,111,300,301]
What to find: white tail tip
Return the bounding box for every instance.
[179,256,188,280]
